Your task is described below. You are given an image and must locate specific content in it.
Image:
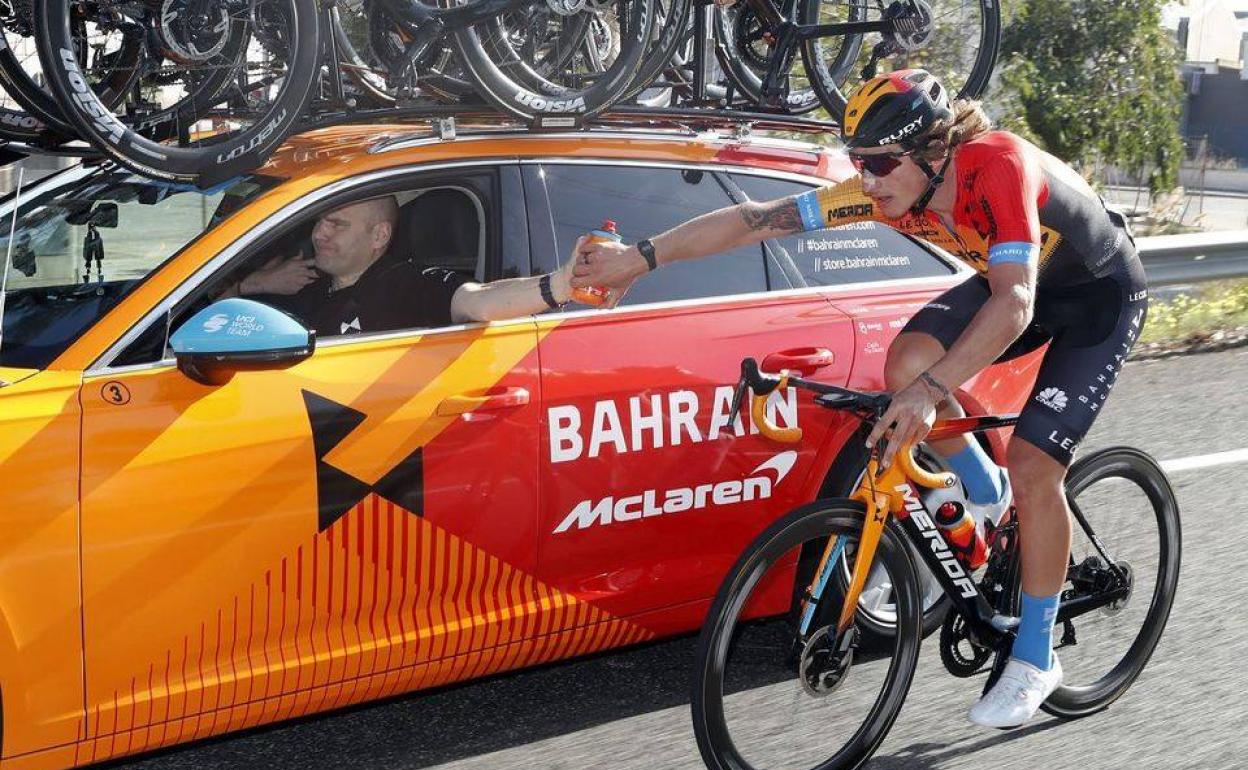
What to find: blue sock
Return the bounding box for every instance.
[946,444,1004,505]
[1014,591,1059,670]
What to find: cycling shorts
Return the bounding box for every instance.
[902,258,1149,465]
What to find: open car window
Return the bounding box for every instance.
[0,165,278,369]
[110,172,500,367]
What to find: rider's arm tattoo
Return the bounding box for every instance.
[740,197,804,236]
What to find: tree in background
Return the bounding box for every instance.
[996,0,1185,193]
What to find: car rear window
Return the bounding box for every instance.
[729,173,957,287]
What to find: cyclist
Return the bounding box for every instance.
[572,69,1148,728]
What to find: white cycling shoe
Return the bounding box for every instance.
[968,655,1063,728]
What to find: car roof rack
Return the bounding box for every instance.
[0,103,839,173]
[301,101,839,138]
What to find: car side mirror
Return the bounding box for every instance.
[170,298,315,386]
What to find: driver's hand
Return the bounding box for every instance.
[863,381,939,469]
[241,255,319,295]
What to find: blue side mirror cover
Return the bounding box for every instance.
[171,299,314,385]
[172,298,311,354]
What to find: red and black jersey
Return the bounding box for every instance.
[795,131,1137,288]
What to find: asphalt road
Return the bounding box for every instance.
[115,348,1248,770]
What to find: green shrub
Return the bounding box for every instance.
[1139,280,1248,345]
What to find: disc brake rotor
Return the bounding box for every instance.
[798,626,856,697]
[159,0,232,63]
[731,5,772,69]
[546,0,588,16]
[881,0,933,52]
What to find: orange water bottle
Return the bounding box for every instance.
[572,220,619,307]
[933,500,988,569]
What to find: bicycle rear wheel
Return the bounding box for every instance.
[692,501,921,770]
[1038,446,1182,717]
[800,0,999,120]
[36,0,321,185]
[452,0,655,125]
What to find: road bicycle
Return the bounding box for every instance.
[688,0,999,119]
[691,357,1181,770]
[28,0,655,185]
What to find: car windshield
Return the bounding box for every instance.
[0,164,278,370]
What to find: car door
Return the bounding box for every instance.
[526,161,857,630]
[71,168,550,761]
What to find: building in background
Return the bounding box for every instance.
[1165,0,1248,163]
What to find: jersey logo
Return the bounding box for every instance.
[826,203,873,220]
[1035,387,1068,413]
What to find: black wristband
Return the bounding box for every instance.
[918,371,951,404]
[539,273,560,309]
[637,238,658,271]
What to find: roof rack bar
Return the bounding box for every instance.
[293,101,839,137]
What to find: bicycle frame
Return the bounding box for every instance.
[736,0,901,105]
[737,361,1136,653]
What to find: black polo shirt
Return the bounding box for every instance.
[278,260,470,338]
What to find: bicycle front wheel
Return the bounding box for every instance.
[800,0,999,120]
[692,501,921,770]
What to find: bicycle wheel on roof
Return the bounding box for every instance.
[450,0,656,125]
[800,0,999,119]
[35,0,320,186]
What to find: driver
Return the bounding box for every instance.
[229,196,588,335]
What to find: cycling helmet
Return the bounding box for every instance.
[841,69,952,150]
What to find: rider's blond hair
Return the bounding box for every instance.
[917,99,992,162]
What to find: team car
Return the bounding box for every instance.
[0,120,1041,769]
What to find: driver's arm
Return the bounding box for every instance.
[448,243,581,323]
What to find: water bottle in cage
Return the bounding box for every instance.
[933,500,988,569]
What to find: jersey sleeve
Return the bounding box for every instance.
[973,151,1043,267]
[793,177,883,232]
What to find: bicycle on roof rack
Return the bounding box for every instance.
[567,0,1000,117]
[20,0,656,186]
[7,0,999,186]
[690,357,1180,770]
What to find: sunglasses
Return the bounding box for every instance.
[848,150,913,178]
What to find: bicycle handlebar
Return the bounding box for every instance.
[729,357,956,489]
[728,357,886,443]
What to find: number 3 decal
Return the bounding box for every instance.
[101,381,131,406]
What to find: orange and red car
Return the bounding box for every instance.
[0,121,1040,769]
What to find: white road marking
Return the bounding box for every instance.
[1160,448,1248,474]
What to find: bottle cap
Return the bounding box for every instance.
[935,501,963,523]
